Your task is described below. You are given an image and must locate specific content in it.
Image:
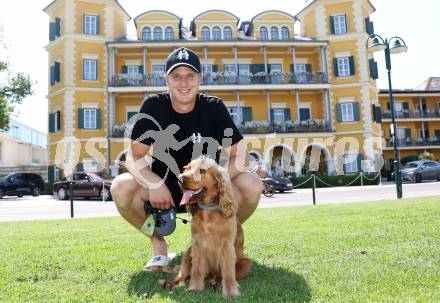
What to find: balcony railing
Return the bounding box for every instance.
[385,137,440,147]
[111,119,332,138]
[109,72,328,87]
[382,109,440,119]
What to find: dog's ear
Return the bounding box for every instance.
[215,168,237,217]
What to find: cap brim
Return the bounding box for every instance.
[166,63,200,75]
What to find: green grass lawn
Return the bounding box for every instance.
[1,197,439,303]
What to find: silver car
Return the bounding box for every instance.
[401,160,440,183]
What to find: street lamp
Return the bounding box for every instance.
[366,34,408,199]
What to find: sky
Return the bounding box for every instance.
[0,0,439,134]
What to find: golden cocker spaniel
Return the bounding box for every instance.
[161,157,251,299]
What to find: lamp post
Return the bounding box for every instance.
[366,34,408,199]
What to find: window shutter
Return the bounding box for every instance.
[49,22,55,41]
[96,109,101,129]
[434,129,440,138]
[270,109,274,122]
[54,61,61,83]
[78,109,84,129]
[329,16,335,34]
[250,64,256,74]
[56,111,61,131]
[50,65,55,85]
[55,17,61,37]
[305,64,312,73]
[387,102,390,110]
[344,14,348,34]
[402,102,409,110]
[357,154,363,173]
[353,102,360,121]
[336,104,343,122]
[369,59,378,79]
[138,65,144,74]
[290,64,294,73]
[333,58,339,77]
[284,108,291,121]
[83,14,86,34]
[349,56,355,76]
[243,107,253,122]
[96,15,100,35]
[48,165,55,183]
[49,113,55,133]
[373,105,382,123]
[405,128,411,139]
[76,163,84,172]
[122,65,128,74]
[212,64,218,72]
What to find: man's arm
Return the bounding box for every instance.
[125,140,175,209]
[221,139,249,180]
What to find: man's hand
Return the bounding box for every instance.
[148,184,175,210]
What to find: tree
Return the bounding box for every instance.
[0,32,34,130]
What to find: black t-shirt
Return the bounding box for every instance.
[130,92,243,197]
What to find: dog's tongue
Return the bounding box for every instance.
[180,188,202,205]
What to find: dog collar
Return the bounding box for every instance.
[197,203,221,211]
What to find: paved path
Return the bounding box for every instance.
[0,181,439,222]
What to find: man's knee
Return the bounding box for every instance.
[111,173,139,210]
[233,172,264,200]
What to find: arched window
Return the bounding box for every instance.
[153,27,162,40]
[142,27,151,40]
[212,26,221,40]
[281,27,290,40]
[223,26,232,40]
[271,26,279,40]
[165,27,174,40]
[201,26,210,40]
[260,26,268,40]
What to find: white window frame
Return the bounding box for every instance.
[54,111,60,132]
[212,26,222,40]
[227,107,243,125]
[84,108,97,129]
[201,26,210,40]
[165,27,174,40]
[153,27,163,40]
[337,57,350,77]
[83,158,99,172]
[84,14,97,35]
[223,26,232,40]
[333,15,347,35]
[270,26,279,40]
[344,153,358,173]
[142,27,151,40]
[341,103,354,122]
[273,108,285,123]
[83,59,97,81]
[260,26,268,40]
[281,27,290,40]
[295,64,307,73]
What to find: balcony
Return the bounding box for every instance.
[109,72,328,88]
[382,108,440,120]
[111,119,332,138]
[384,137,440,148]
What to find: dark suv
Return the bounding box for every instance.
[0,173,45,198]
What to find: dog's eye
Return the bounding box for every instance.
[199,168,207,174]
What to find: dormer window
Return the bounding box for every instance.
[260,26,268,40]
[224,26,232,40]
[270,26,279,40]
[281,27,289,40]
[153,27,162,40]
[165,27,174,40]
[142,27,151,40]
[212,26,221,40]
[201,26,210,40]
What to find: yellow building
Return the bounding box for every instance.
[379,77,440,175]
[44,0,382,182]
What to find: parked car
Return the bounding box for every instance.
[53,172,113,201]
[262,176,294,193]
[400,160,440,183]
[0,173,45,198]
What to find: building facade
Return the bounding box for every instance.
[44,0,382,181]
[379,77,440,173]
[0,119,48,178]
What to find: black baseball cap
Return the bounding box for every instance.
[166,47,201,75]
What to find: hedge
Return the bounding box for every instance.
[288,173,380,189]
